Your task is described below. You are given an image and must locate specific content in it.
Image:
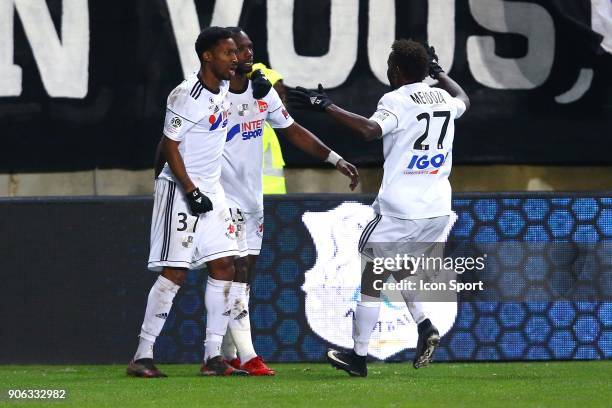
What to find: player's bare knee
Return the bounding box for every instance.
[391,268,413,282]
[207,256,236,281]
[233,256,250,283]
[161,267,188,285]
[360,262,387,298]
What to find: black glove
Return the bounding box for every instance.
[251,69,272,99]
[426,45,444,79]
[186,188,213,215]
[288,84,332,112]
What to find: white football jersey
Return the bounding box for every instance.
[220,82,294,212]
[158,73,231,193]
[369,82,466,219]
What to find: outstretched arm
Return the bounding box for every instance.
[277,122,360,190]
[288,84,382,142]
[277,122,329,160]
[324,105,382,142]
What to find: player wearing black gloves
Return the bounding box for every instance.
[186,187,213,214]
[214,27,360,377]
[290,40,469,377]
[250,69,272,99]
[128,27,250,379]
[425,45,444,79]
[289,84,332,110]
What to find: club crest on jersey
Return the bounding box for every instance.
[257,100,268,112]
[405,153,448,175]
[208,110,228,131]
[226,119,265,142]
[301,203,458,360]
[238,103,250,116]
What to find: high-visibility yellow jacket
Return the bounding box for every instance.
[252,62,287,194]
[262,122,286,194]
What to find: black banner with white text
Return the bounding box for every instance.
[0,0,611,172]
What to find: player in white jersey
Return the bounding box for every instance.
[217,28,360,375]
[290,39,470,376]
[127,27,249,378]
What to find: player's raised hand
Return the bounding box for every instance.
[251,69,272,99]
[336,159,359,191]
[425,45,444,80]
[186,187,213,215]
[288,84,332,112]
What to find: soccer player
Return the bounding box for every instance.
[127,27,248,378]
[290,40,470,376]
[218,27,360,375]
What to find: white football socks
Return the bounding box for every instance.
[401,288,427,324]
[228,282,257,363]
[134,275,180,361]
[352,295,381,357]
[406,302,426,324]
[203,277,236,362]
[221,329,238,361]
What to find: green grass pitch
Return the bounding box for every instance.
[1,361,610,407]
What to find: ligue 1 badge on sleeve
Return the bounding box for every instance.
[167,116,182,134]
[170,116,182,129]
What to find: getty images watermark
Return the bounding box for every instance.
[370,253,487,292]
[361,241,612,302]
[358,242,488,301]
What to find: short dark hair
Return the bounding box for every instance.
[226,26,244,35]
[390,39,429,82]
[195,26,233,62]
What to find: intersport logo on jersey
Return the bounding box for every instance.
[302,203,458,360]
[208,110,228,131]
[405,153,448,175]
[226,119,265,142]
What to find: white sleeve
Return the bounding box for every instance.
[369,94,399,137]
[162,89,197,141]
[452,98,467,119]
[265,88,294,129]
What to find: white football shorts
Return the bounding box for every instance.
[358,212,456,262]
[229,207,264,257]
[148,178,240,271]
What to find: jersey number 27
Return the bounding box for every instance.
[413,111,450,150]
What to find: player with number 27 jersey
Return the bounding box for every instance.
[289,39,470,376]
[370,82,466,220]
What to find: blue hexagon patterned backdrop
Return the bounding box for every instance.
[156,194,612,363]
